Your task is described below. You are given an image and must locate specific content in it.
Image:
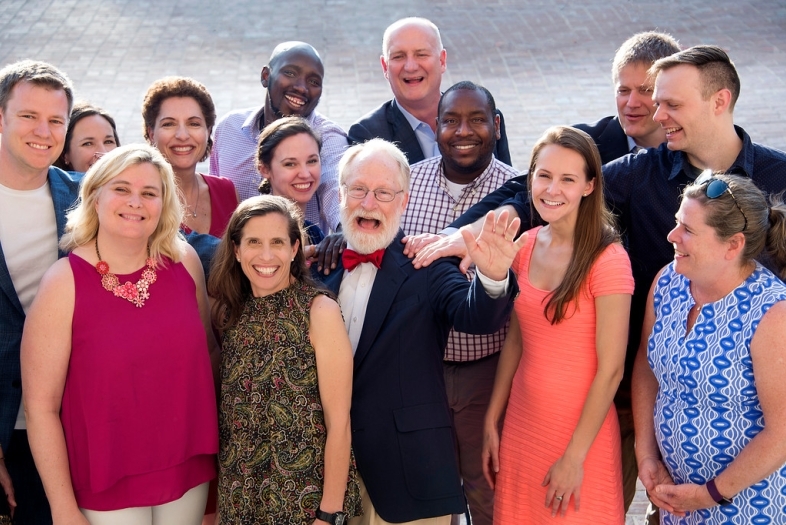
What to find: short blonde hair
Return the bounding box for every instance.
[60,143,186,264]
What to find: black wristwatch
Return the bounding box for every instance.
[316,508,348,525]
[706,478,733,506]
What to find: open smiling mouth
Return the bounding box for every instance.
[252,265,278,276]
[285,94,306,108]
[664,126,683,138]
[356,217,381,229]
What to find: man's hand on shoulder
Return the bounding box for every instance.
[401,233,445,258]
[308,232,346,275]
[412,231,472,273]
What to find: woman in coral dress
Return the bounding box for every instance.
[482,126,633,524]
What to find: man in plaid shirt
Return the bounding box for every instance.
[401,81,518,525]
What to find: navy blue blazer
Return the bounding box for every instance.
[573,115,631,165]
[317,231,517,522]
[348,99,513,166]
[0,167,81,452]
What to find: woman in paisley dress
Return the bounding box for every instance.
[633,172,786,524]
[208,195,361,524]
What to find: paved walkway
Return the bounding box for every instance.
[2,1,785,523]
[1,0,783,170]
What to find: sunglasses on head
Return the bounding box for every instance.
[695,170,748,232]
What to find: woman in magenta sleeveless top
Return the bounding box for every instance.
[21,144,219,525]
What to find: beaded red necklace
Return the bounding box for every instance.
[94,239,157,308]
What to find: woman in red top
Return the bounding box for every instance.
[22,144,219,525]
[143,76,238,239]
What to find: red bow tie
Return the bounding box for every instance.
[342,248,385,271]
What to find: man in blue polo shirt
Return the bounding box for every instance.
[407,45,786,523]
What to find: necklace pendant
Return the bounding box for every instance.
[95,239,158,307]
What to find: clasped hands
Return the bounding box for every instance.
[638,456,719,517]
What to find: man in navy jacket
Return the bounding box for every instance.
[317,139,522,524]
[348,17,511,167]
[575,32,680,164]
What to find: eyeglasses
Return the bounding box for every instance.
[695,171,748,232]
[343,185,404,203]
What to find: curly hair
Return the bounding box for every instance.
[141,76,216,161]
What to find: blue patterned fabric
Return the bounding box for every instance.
[648,262,786,524]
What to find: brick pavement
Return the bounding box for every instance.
[1,0,784,170]
[1,1,785,523]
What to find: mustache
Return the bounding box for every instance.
[343,208,386,224]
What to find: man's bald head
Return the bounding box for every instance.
[382,18,442,58]
[269,41,322,68]
[261,42,325,126]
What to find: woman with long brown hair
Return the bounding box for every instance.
[482,126,633,523]
[208,196,360,524]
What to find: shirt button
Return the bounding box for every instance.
[353,317,357,322]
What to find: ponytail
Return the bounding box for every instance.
[762,195,786,280]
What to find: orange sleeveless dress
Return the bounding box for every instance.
[493,227,632,524]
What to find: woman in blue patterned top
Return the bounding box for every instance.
[632,172,786,524]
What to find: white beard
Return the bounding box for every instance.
[340,205,402,254]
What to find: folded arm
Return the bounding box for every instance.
[632,270,681,514]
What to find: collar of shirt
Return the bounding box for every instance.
[438,156,497,202]
[394,99,440,159]
[242,105,266,139]
[668,125,754,181]
[241,105,322,141]
[338,243,380,354]
[627,135,643,154]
